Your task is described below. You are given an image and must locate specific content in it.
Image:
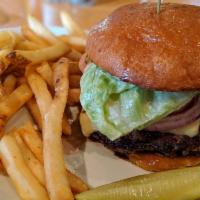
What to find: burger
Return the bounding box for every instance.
[79,3,200,172]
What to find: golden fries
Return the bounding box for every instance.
[17,77,26,86]
[68,89,80,105]
[16,40,43,50]
[0,84,6,101]
[0,160,6,175]
[14,130,45,186]
[25,63,36,77]
[19,121,88,194]
[0,84,32,121]
[62,114,72,135]
[27,97,71,135]
[36,62,53,87]
[28,15,60,45]
[69,75,81,88]
[21,25,49,47]
[0,14,86,200]
[3,74,17,95]
[60,11,85,37]
[0,84,32,137]
[0,31,19,49]
[0,49,12,76]
[26,98,43,130]
[69,62,82,75]
[0,160,3,173]
[68,171,88,194]
[28,73,52,114]
[0,75,17,103]
[67,49,82,61]
[5,50,30,72]
[58,35,86,53]
[28,58,73,200]
[0,135,49,200]
[8,42,69,65]
[18,122,43,163]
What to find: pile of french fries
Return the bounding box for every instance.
[0,13,88,200]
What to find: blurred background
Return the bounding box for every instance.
[0,0,199,29]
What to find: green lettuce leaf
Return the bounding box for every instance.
[80,63,198,140]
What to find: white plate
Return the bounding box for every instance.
[0,27,147,200]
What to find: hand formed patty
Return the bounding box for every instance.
[90,130,200,157]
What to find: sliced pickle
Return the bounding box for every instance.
[76,166,200,200]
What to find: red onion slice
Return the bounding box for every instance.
[146,96,200,132]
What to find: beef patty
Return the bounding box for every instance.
[90,131,200,157]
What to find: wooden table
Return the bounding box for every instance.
[0,0,199,29]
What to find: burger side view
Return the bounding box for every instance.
[79,3,200,171]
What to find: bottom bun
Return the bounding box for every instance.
[90,132,200,172]
[129,153,200,172]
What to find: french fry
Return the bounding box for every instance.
[0,135,49,200]
[0,75,17,103]
[0,49,12,76]
[0,60,33,135]
[0,160,3,172]
[68,89,80,105]
[0,84,33,138]
[0,31,19,49]
[58,35,86,53]
[0,84,6,101]
[67,49,82,61]
[5,50,30,71]
[16,40,43,50]
[28,15,60,45]
[0,84,31,131]
[3,74,17,95]
[0,83,33,121]
[21,25,49,47]
[13,129,45,186]
[0,160,6,175]
[8,42,69,64]
[28,58,74,200]
[27,97,71,135]
[26,98,43,131]
[36,62,53,87]
[60,11,85,37]
[18,122,43,164]
[62,114,72,135]
[68,171,89,194]
[0,19,85,198]
[0,19,86,199]
[28,73,52,115]
[25,63,36,77]
[17,77,26,86]
[69,62,82,75]
[69,75,81,88]
[19,121,88,193]
[16,123,87,194]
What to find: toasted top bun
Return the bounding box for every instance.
[86,3,200,91]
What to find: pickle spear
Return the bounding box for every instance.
[76,166,200,200]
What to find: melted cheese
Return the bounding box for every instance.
[79,112,96,137]
[169,119,200,137]
[80,111,200,138]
